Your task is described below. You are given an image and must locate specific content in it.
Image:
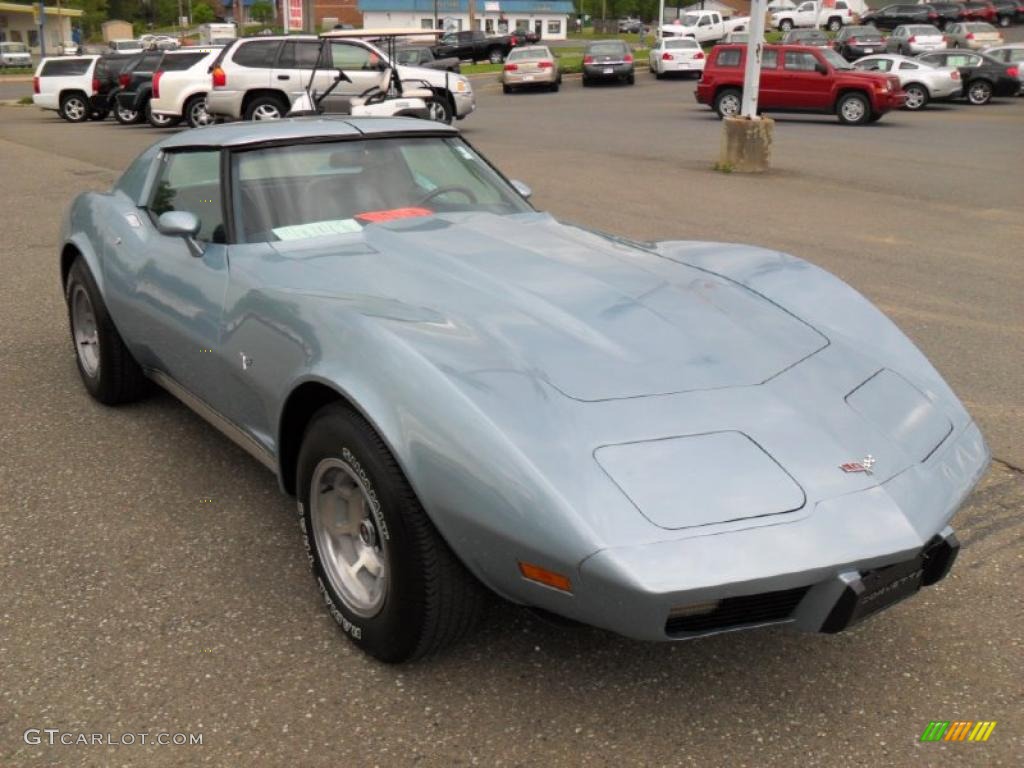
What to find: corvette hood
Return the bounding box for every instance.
[278,212,828,401]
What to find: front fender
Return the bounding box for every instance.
[652,240,964,415]
[61,194,107,295]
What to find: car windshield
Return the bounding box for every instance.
[232,137,533,244]
[681,14,701,25]
[965,23,996,32]
[906,25,939,34]
[666,39,699,49]
[819,48,853,70]
[846,26,881,37]
[2,43,30,53]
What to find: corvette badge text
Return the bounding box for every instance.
[23,729,203,747]
[920,721,997,742]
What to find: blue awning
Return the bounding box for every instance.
[358,0,574,13]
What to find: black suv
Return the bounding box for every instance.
[861,4,941,29]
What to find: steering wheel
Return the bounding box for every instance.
[417,185,478,205]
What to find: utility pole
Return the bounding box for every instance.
[468,0,476,32]
[37,1,46,58]
[657,0,664,37]
[433,0,438,29]
[283,0,290,35]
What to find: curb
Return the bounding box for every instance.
[0,75,33,82]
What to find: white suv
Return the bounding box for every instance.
[150,48,222,128]
[205,35,475,124]
[32,55,100,122]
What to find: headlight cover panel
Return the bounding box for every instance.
[845,369,953,463]
[595,431,806,530]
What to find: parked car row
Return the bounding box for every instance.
[32,33,476,128]
[695,41,1020,124]
[862,2,1024,31]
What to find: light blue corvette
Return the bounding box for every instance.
[60,117,989,662]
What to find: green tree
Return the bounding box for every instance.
[192,1,214,23]
[250,0,273,23]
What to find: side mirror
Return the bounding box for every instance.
[510,179,533,200]
[156,211,204,256]
[815,61,828,74]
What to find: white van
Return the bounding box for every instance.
[199,23,237,46]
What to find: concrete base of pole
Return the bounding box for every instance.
[718,116,774,173]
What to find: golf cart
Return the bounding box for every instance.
[288,28,448,121]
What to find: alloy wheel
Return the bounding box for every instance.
[310,458,389,618]
[71,284,100,377]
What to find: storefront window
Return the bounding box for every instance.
[547,20,561,35]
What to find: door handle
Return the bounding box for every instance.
[277,74,291,81]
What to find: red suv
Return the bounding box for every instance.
[696,45,906,125]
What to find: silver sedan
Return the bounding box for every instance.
[853,53,962,109]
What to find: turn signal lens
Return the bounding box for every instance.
[538,60,553,69]
[503,62,518,71]
[118,73,130,88]
[695,51,705,59]
[624,53,634,63]
[583,54,594,64]
[662,52,673,60]
[1009,66,1019,78]
[92,77,100,92]
[212,66,226,87]
[32,76,40,94]
[518,562,572,592]
[152,70,162,99]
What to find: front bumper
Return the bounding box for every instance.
[544,419,988,642]
[453,89,475,119]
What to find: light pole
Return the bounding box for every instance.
[37,1,46,58]
[740,0,767,118]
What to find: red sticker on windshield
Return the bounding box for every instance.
[355,207,433,223]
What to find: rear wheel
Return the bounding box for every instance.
[998,14,1010,27]
[65,259,148,405]
[115,105,142,125]
[903,83,929,110]
[297,404,488,662]
[827,17,842,32]
[779,20,794,32]
[487,48,504,64]
[146,101,181,128]
[60,92,89,123]
[714,87,742,118]
[184,94,215,128]
[244,94,288,121]
[966,79,993,105]
[836,92,870,125]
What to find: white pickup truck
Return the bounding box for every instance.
[770,1,855,33]
[659,11,750,44]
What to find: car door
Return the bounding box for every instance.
[325,40,387,113]
[273,38,331,109]
[757,49,784,107]
[111,149,234,403]
[780,49,832,109]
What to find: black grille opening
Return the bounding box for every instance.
[665,586,810,636]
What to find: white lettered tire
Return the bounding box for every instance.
[296,403,487,662]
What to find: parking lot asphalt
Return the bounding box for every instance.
[1,71,1022,767]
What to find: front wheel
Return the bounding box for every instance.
[827,18,842,33]
[998,15,1010,27]
[296,404,488,663]
[714,87,742,119]
[836,91,871,125]
[426,94,453,124]
[903,83,929,110]
[487,48,504,64]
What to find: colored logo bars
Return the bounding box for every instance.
[920,721,997,742]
